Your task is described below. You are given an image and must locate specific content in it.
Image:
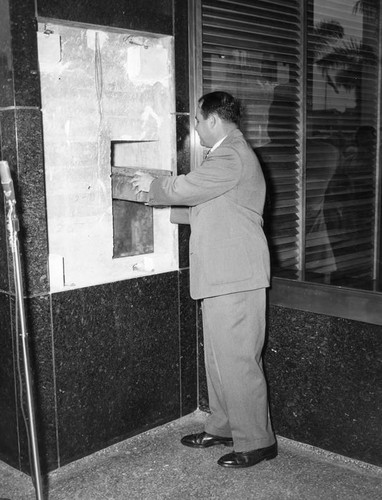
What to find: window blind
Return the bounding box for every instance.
[305,0,378,287]
[201,0,303,278]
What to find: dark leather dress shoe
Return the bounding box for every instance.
[217,442,277,468]
[181,431,233,448]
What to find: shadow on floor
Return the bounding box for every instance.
[1,410,382,499]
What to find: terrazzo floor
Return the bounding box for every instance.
[1,410,381,500]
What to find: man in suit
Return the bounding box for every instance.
[131,91,276,468]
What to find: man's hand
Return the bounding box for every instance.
[130,171,155,193]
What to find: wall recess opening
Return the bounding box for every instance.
[111,140,159,258]
[112,200,154,258]
[38,21,178,291]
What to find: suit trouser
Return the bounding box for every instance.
[202,288,275,452]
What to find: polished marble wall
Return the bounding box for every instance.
[199,304,382,467]
[2,0,381,477]
[266,306,382,467]
[0,0,197,474]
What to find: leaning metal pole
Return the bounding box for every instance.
[0,161,44,500]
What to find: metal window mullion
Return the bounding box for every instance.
[189,0,204,172]
[373,3,382,286]
[188,0,203,409]
[298,0,307,282]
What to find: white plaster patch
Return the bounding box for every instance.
[142,106,162,129]
[86,29,109,51]
[64,120,71,139]
[38,22,177,292]
[37,32,65,74]
[48,254,65,288]
[126,45,141,80]
[126,45,169,85]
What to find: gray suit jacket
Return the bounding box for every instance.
[148,128,270,299]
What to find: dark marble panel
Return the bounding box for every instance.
[20,294,57,474]
[0,0,14,108]
[36,0,173,35]
[1,293,56,475]
[175,114,191,269]
[178,269,197,415]
[0,109,17,167]
[265,305,382,467]
[0,109,17,295]
[174,0,190,113]
[0,197,10,292]
[0,109,48,297]
[12,108,48,296]
[52,273,181,465]
[7,0,41,107]
[0,292,19,469]
[178,224,191,270]
[176,114,190,177]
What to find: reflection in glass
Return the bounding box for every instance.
[305,139,340,282]
[201,0,381,292]
[202,0,302,279]
[256,83,301,279]
[305,0,378,289]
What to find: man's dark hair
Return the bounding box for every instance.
[198,91,241,125]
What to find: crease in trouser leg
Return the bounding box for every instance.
[202,289,275,452]
[202,299,232,438]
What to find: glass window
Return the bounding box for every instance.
[200,0,381,293]
[202,0,303,280]
[305,0,379,289]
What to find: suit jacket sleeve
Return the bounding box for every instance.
[170,207,190,225]
[148,145,242,206]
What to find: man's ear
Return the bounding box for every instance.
[208,113,218,128]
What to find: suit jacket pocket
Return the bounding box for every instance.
[203,238,253,285]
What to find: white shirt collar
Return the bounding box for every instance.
[209,135,227,153]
